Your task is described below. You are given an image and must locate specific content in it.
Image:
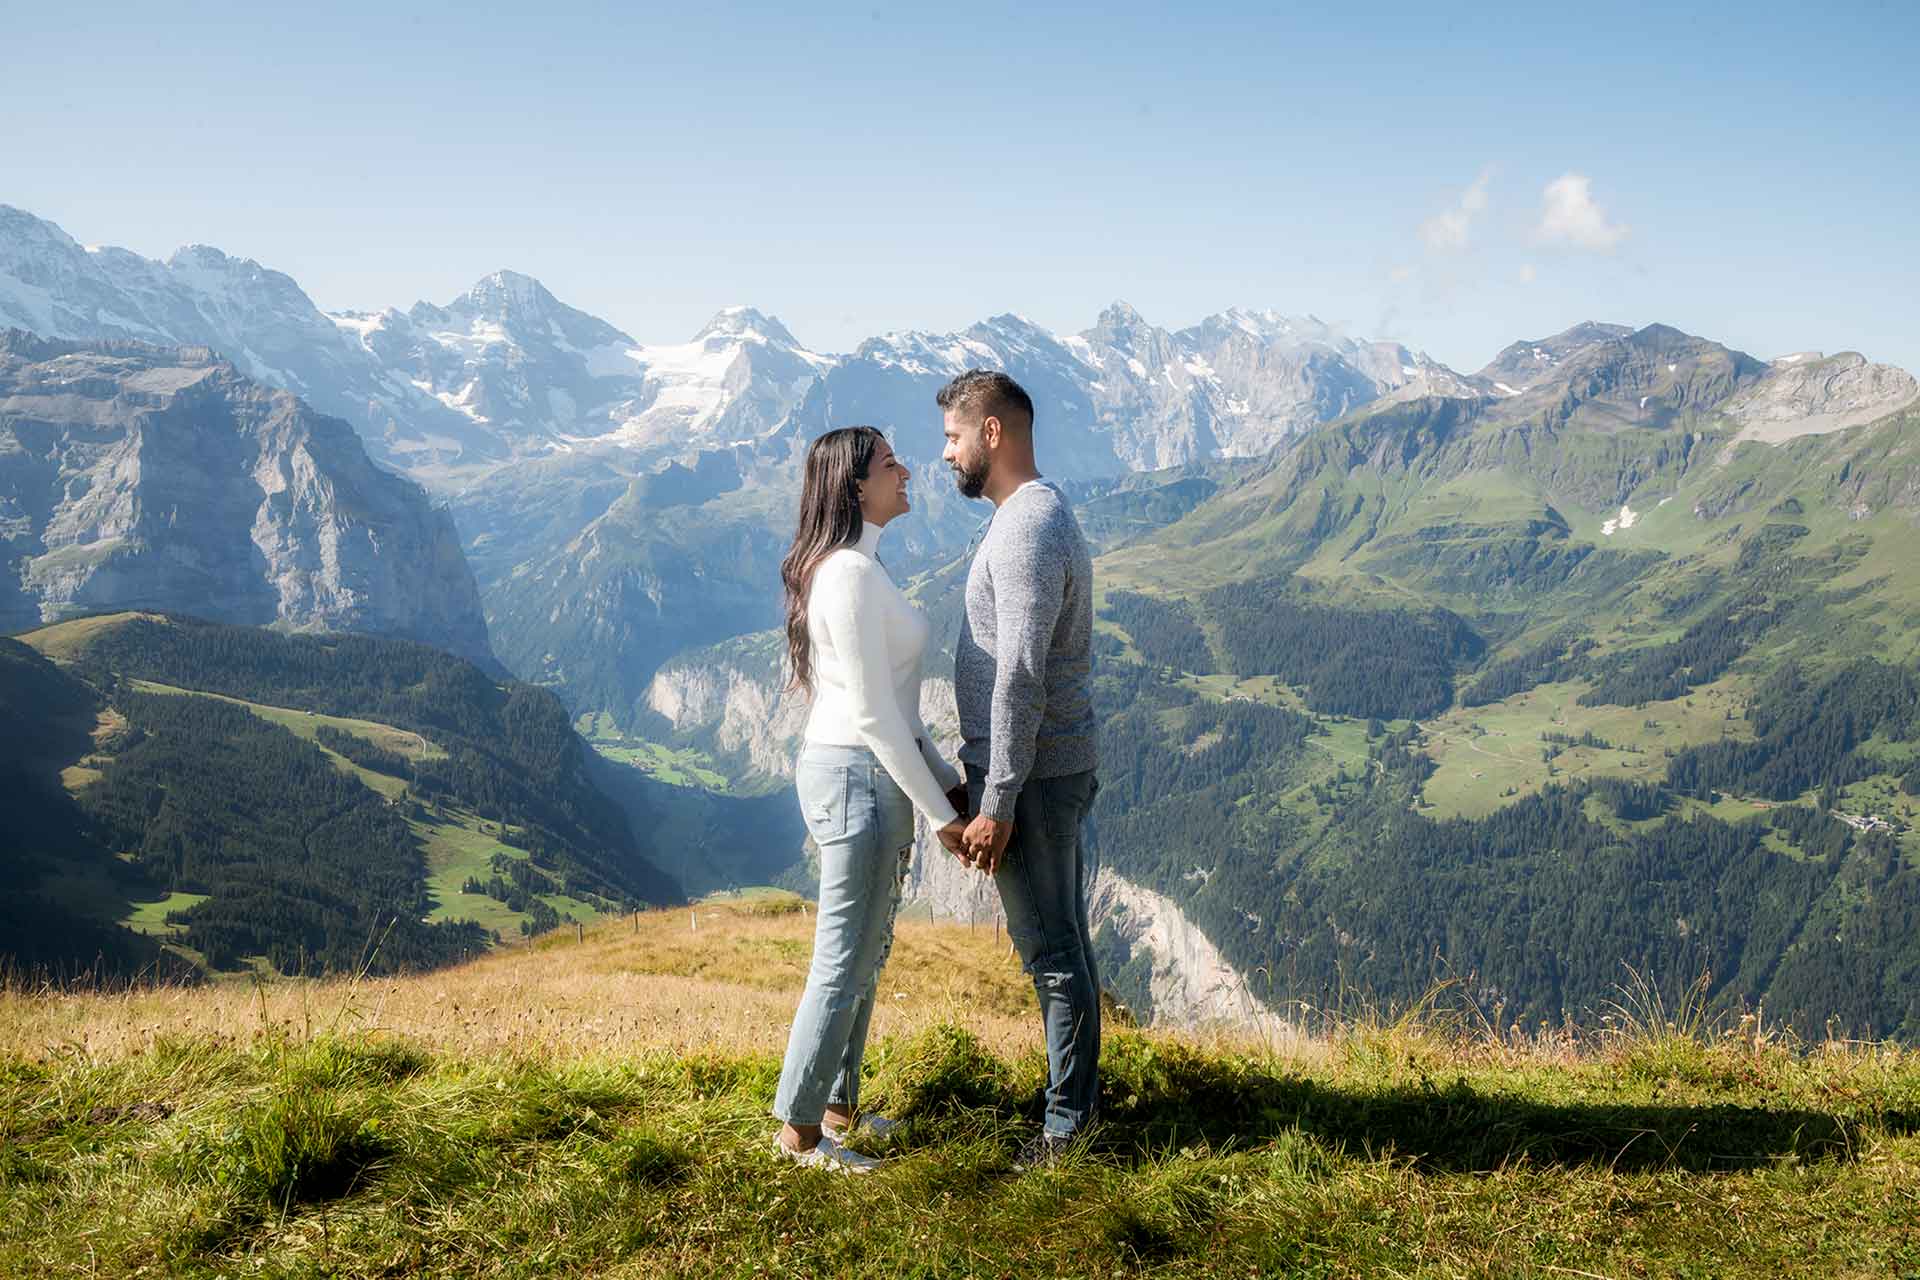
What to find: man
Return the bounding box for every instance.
[938,368,1100,1170]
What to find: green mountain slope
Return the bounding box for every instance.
[1079,331,1920,1037]
[3,614,682,981]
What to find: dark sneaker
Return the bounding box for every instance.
[1010,1130,1071,1172]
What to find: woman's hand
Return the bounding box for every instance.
[936,818,972,866]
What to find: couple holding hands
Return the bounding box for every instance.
[772,369,1100,1173]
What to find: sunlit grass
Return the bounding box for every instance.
[4,910,1919,1276]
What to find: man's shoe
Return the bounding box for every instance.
[771,1133,881,1175]
[1010,1130,1071,1172]
[821,1113,901,1144]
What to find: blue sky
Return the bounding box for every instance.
[7,1,1918,372]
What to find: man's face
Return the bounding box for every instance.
[942,409,990,499]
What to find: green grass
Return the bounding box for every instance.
[1418,676,1752,819]
[576,714,730,791]
[119,892,211,938]
[412,806,604,936]
[2,1020,1916,1278]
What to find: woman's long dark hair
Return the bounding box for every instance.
[782,425,885,694]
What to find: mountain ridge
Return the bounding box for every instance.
[0,330,496,665]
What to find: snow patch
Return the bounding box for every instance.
[1127,357,1148,378]
[1600,503,1640,537]
[330,312,387,341]
[1493,382,1521,396]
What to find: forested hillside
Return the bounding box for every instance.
[1078,392,1920,1038]
[2,614,681,981]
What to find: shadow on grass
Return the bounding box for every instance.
[873,1025,1916,1173]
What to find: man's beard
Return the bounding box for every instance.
[953,455,988,499]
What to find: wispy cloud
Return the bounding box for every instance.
[1418,167,1494,254]
[1535,173,1628,250]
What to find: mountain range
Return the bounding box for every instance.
[8,202,1920,1035]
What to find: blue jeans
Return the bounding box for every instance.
[971,766,1102,1138]
[773,743,915,1126]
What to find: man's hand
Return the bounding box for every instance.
[935,819,972,866]
[945,784,970,821]
[963,814,1014,875]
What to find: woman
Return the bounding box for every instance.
[771,425,970,1173]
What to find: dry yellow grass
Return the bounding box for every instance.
[1,898,1251,1067]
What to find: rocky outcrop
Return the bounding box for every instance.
[1725,352,1920,443]
[0,333,495,665]
[648,636,812,781]
[1087,870,1301,1040]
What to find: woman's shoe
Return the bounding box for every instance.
[821,1113,901,1144]
[771,1133,882,1175]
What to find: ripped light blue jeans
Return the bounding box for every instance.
[772,743,914,1126]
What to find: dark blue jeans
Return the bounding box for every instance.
[969,766,1101,1138]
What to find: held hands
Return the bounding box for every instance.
[962,814,1014,876]
[935,784,1011,874]
[937,781,974,866]
[935,818,971,865]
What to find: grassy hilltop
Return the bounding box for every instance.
[4,897,1918,1278]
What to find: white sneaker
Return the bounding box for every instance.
[771,1133,882,1175]
[821,1113,901,1144]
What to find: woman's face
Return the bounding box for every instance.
[857,438,911,527]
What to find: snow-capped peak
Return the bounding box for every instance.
[462,269,555,314]
[693,305,802,349]
[0,205,84,261]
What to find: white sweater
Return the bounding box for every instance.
[804,522,962,826]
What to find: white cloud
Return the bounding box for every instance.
[1536,173,1628,251]
[1518,263,1538,284]
[1418,167,1494,253]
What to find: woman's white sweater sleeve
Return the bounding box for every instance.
[815,560,960,826]
[912,708,964,791]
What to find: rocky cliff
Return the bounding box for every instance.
[0,332,495,665]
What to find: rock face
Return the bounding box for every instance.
[1725,352,1920,443]
[1087,870,1301,1040]
[0,332,495,665]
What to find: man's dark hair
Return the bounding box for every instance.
[935,368,1034,432]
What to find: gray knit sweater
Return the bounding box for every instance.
[955,480,1097,822]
